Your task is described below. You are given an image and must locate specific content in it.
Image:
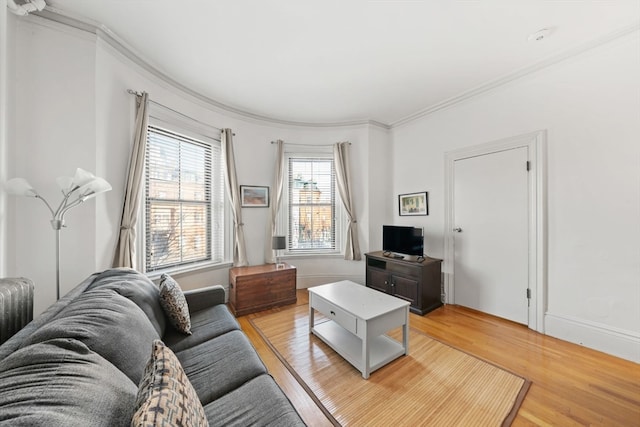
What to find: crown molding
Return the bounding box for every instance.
[32,8,639,131]
[390,22,640,129]
[33,7,390,130]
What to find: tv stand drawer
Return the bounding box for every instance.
[387,263,420,278]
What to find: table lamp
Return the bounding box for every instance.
[272,236,286,269]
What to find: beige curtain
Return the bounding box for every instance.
[222,129,248,266]
[334,142,361,261]
[265,140,285,264]
[112,92,149,268]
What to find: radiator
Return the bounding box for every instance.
[0,277,34,345]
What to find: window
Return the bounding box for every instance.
[283,152,344,254]
[144,125,225,272]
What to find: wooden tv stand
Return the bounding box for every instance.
[365,251,442,315]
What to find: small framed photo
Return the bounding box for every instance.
[240,185,269,208]
[399,191,428,216]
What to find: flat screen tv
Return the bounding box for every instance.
[382,225,424,256]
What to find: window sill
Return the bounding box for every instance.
[146,260,234,281]
[281,252,345,261]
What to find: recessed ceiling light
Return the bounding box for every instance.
[528,28,552,42]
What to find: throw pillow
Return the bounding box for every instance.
[131,340,209,427]
[158,273,192,335]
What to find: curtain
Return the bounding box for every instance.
[265,140,285,264]
[222,129,248,266]
[112,92,149,268]
[334,142,361,261]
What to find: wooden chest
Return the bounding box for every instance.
[228,263,297,316]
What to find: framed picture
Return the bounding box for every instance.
[240,185,269,207]
[399,191,428,216]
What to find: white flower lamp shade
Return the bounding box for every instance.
[4,178,38,197]
[77,177,112,200]
[55,176,74,193]
[57,168,96,195]
[71,168,96,189]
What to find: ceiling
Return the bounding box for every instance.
[43,0,640,126]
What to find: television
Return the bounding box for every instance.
[382,225,424,257]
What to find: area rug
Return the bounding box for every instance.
[250,304,530,426]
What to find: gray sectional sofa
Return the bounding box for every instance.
[0,268,306,426]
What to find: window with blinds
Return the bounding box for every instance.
[287,156,337,252]
[145,125,224,272]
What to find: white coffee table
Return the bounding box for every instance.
[308,280,410,379]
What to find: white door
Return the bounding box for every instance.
[453,147,529,324]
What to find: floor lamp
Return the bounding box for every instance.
[5,168,112,300]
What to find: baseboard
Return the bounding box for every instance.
[296,274,364,289]
[545,312,640,363]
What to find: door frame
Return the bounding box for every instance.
[444,130,547,332]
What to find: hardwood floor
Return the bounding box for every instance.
[238,290,640,426]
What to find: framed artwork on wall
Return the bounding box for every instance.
[240,185,270,207]
[399,191,428,216]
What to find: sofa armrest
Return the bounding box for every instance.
[183,285,226,313]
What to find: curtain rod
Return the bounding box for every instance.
[270,141,351,146]
[127,89,229,135]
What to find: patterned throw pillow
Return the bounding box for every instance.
[159,273,192,335]
[131,340,209,427]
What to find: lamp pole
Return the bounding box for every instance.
[52,220,63,300]
[37,193,83,301]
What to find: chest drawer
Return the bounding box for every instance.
[228,264,297,316]
[235,269,295,297]
[312,295,357,335]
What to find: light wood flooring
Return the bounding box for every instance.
[237,290,640,426]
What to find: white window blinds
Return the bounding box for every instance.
[287,156,336,251]
[145,125,224,272]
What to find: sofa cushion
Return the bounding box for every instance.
[85,268,167,336]
[18,289,159,384]
[0,338,137,427]
[175,330,267,405]
[164,304,240,353]
[132,340,208,427]
[159,274,192,335]
[203,375,304,426]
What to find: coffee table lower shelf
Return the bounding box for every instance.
[311,320,405,377]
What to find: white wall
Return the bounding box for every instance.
[10,18,98,314]
[6,16,391,315]
[367,125,393,251]
[392,31,640,362]
[0,1,6,278]
[0,1,11,278]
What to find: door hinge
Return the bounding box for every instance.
[526,288,531,299]
[526,161,531,171]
